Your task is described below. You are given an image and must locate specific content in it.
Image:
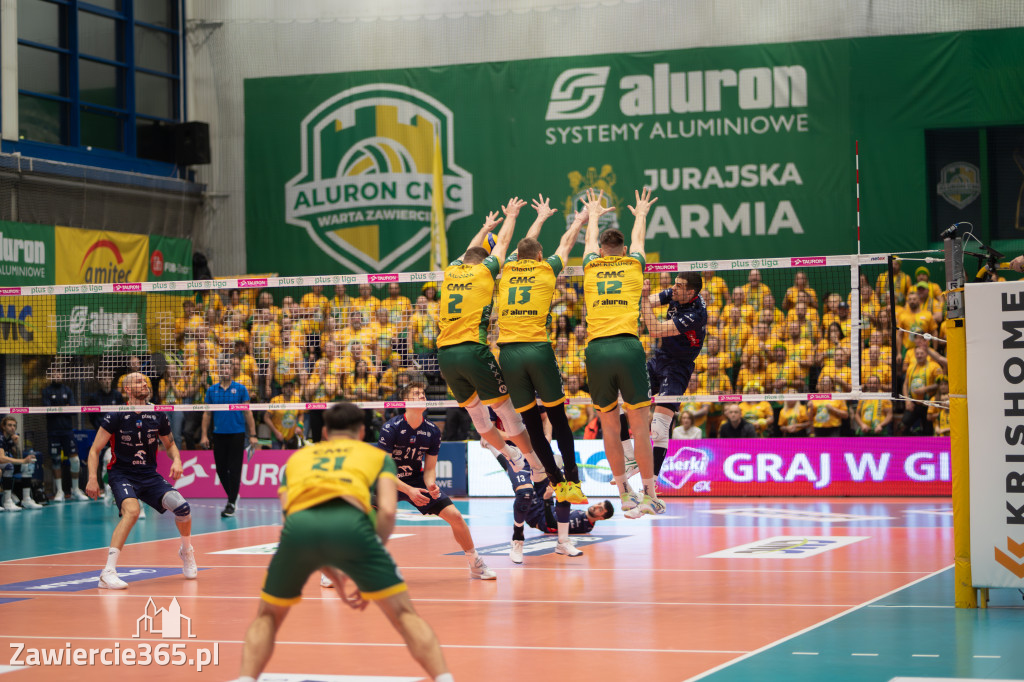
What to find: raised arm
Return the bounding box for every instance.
[489,196,528,264]
[522,195,559,243]
[554,209,587,263]
[460,211,504,260]
[582,188,615,256]
[628,187,658,258]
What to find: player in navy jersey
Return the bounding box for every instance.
[323,381,496,584]
[85,373,197,590]
[638,272,707,485]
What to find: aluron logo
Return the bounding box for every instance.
[285,84,473,273]
[546,67,612,121]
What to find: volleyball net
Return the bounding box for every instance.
[0,251,917,435]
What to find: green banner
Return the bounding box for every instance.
[148,234,193,281]
[245,29,1024,275]
[0,221,55,285]
[57,294,148,355]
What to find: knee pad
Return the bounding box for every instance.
[513,488,534,516]
[162,490,191,518]
[493,400,525,437]
[651,412,673,448]
[69,457,81,474]
[464,398,495,435]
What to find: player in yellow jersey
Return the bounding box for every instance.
[581,187,664,516]
[236,403,453,682]
[496,195,588,557]
[437,199,540,475]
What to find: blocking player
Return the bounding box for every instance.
[236,402,453,682]
[436,199,541,474]
[640,272,707,474]
[358,382,496,580]
[581,187,664,516]
[495,195,589,555]
[85,373,197,589]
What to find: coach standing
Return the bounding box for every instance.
[200,358,258,517]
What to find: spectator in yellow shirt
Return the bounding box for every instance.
[854,375,893,436]
[778,390,811,437]
[809,376,848,437]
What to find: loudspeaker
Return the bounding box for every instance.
[175,121,211,166]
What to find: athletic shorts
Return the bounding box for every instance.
[584,334,652,412]
[262,499,406,605]
[497,342,566,412]
[397,474,454,516]
[108,468,176,513]
[647,352,696,410]
[437,341,509,405]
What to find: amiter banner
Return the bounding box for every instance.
[55,227,149,285]
[245,30,1024,275]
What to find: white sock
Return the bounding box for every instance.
[642,476,658,498]
[104,547,120,572]
[530,471,548,485]
[500,445,522,461]
[435,674,455,682]
[179,533,192,551]
[622,439,635,462]
[465,549,479,563]
[557,521,569,544]
[613,474,630,495]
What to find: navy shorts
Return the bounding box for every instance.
[647,352,696,408]
[108,468,176,513]
[397,475,454,516]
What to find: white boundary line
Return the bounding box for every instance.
[0,525,277,564]
[684,564,953,681]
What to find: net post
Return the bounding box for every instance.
[945,229,976,608]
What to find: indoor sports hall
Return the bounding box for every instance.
[2,2,1024,681]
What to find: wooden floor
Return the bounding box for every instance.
[1,497,1022,682]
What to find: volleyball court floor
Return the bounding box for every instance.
[1,496,1022,682]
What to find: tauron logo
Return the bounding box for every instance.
[546,67,611,121]
[285,84,473,273]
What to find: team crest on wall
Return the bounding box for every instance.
[936,161,981,209]
[285,84,473,273]
[563,164,622,240]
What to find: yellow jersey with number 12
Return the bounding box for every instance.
[278,438,397,516]
[437,257,500,348]
[496,254,564,344]
[582,252,646,343]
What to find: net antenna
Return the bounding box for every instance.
[942,221,972,608]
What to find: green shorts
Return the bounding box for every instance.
[498,342,566,412]
[261,499,406,605]
[584,334,652,412]
[437,341,509,406]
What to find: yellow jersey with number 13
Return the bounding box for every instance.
[582,252,646,343]
[496,254,564,344]
[437,257,500,348]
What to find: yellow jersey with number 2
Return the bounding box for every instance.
[582,252,646,343]
[437,257,500,348]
